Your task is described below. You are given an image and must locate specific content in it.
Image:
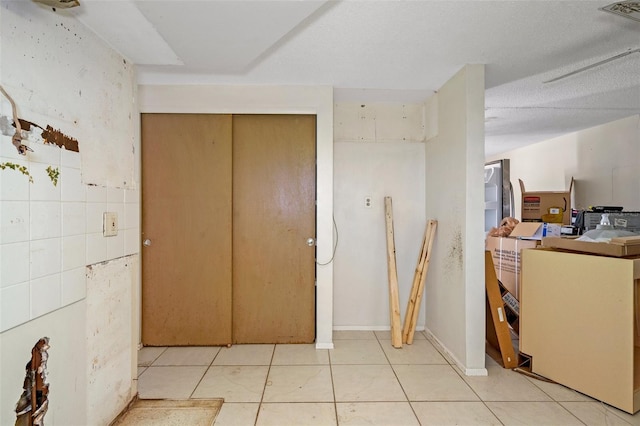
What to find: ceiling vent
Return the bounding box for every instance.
[600,1,640,22]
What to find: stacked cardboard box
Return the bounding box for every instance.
[519,178,574,225]
[485,222,561,298]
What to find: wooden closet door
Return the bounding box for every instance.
[232,114,316,343]
[141,113,233,346]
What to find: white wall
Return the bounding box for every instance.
[333,141,425,329]
[333,102,426,329]
[334,102,425,330]
[488,114,640,219]
[0,2,139,425]
[138,85,335,348]
[424,65,486,375]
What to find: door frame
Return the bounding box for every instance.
[137,85,335,349]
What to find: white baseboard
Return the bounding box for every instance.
[332,325,425,331]
[423,328,487,377]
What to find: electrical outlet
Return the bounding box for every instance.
[103,212,118,237]
[364,196,373,208]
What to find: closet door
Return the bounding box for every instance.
[141,113,233,346]
[232,114,316,343]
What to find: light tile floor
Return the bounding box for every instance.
[136,331,640,425]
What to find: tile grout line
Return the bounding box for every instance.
[438,345,506,424]
[519,373,595,426]
[187,347,222,400]
[253,344,277,426]
[327,340,340,425]
[375,331,423,424]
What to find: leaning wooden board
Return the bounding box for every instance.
[384,197,403,349]
[542,236,640,257]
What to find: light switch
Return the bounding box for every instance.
[364,196,373,208]
[103,212,118,237]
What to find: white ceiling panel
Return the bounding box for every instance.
[71,0,182,65]
[135,0,327,72]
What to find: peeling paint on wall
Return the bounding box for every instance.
[1,116,80,152]
[15,337,50,426]
[18,118,79,151]
[86,255,138,426]
[2,0,136,188]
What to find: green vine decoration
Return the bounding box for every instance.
[0,162,33,183]
[46,166,60,186]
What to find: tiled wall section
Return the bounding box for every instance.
[0,141,140,332]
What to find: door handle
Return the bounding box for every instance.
[306,238,315,247]
[143,239,152,247]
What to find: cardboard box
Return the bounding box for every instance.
[519,178,574,224]
[520,249,640,414]
[541,235,640,257]
[510,222,562,240]
[485,236,538,299]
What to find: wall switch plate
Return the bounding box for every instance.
[103,212,118,237]
[364,196,373,208]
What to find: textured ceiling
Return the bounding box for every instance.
[69,0,640,157]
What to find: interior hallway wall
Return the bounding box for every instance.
[487,114,640,218]
[424,65,486,374]
[0,2,139,425]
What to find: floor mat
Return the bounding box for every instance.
[112,399,223,426]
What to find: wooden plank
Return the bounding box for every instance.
[542,236,640,257]
[402,223,430,343]
[384,197,403,348]
[404,220,437,344]
[611,236,640,246]
[485,250,517,368]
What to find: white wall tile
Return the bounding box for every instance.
[124,203,139,230]
[29,162,61,201]
[30,273,61,319]
[27,142,61,166]
[30,238,61,279]
[124,228,140,256]
[30,201,61,240]
[106,232,125,260]
[1,242,29,288]
[107,187,125,204]
[86,184,107,203]
[62,202,86,236]
[61,167,86,202]
[86,232,107,265]
[124,188,139,204]
[0,201,29,243]
[0,282,29,332]
[61,149,81,169]
[62,267,86,305]
[0,157,30,200]
[62,235,86,271]
[86,202,107,234]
